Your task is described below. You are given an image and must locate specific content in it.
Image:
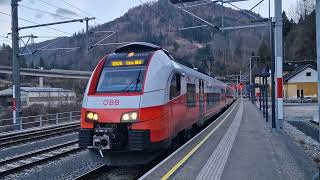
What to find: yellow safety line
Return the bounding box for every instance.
[161,101,239,180]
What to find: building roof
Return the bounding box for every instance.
[0,87,73,96]
[284,64,317,82]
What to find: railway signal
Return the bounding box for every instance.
[238,83,245,90]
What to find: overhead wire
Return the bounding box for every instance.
[0,35,11,40]
[0,11,72,36]
[20,4,74,20]
[36,0,99,36]
[0,35,12,44]
[0,18,10,23]
[58,0,105,23]
[37,0,81,18]
[0,15,63,37]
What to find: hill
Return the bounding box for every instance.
[2,0,270,76]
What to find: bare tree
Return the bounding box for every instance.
[289,0,315,21]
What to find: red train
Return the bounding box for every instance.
[79,42,236,160]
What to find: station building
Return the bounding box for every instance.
[254,64,318,101]
[283,64,317,100]
[0,87,76,108]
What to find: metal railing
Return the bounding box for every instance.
[0,111,81,133]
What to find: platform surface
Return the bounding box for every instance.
[140,99,318,180]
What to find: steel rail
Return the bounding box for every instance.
[0,123,79,147]
[0,141,81,177]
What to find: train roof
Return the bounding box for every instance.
[114,42,227,86]
[115,42,161,53]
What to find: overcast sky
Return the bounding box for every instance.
[0,0,299,45]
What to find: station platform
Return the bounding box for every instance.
[140,99,318,180]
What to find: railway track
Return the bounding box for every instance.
[73,164,107,180]
[0,140,81,176]
[0,123,80,148]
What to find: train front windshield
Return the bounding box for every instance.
[96,52,152,93]
[96,67,146,93]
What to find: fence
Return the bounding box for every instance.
[0,111,81,133]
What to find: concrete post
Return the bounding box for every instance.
[274,0,283,130]
[39,115,42,127]
[56,113,59,124]
[39,67,44,87]
[265,76,269,122]
[11,0,22,130]
[262,76,266,117]
[250,57,252,100]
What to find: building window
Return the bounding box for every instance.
[306,72,311,76]
[187,83,196,106]
[170,74,181,100]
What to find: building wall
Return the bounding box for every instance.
[27,91,76,107]
[287,67,317,83]
[284,82,317,98]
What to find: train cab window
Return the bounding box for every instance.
[96,68,146,93]
[187,84,196,106]
[170,74,181,100]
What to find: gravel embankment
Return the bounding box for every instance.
[284,121,320,165]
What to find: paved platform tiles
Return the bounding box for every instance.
[140,99,318,180]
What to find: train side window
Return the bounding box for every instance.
[187,83,196,106]
[170,74,181,100]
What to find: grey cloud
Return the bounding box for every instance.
[55,8,78,17]
[35,13,44,19]
[29,0,35,4]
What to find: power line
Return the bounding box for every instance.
[58,0,104,23]
[38,0,81,18]
[0,11,72,35]
[0,18,10,23]
[0,35,11,40]
[0,39,12,43]
[18,17,73,35]
[0,15,63,36]
[20,4,73,20]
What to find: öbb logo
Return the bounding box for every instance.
[103,99,120,106]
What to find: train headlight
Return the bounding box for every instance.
[131,112,138,120]
[121,111,138,122]
[86,112,98,121]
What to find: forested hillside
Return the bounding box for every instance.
[1,0,316,77]
[1,0,269,76]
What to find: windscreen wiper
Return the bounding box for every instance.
[134,70,142,91]
[121,70,142,92]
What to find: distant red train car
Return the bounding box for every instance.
[79,42,235,157]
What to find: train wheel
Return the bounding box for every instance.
[181,129,192,143]
[169,136,181,152]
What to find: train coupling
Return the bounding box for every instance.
[91,128,114,157]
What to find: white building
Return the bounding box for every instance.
[283,64,318,99]
[0,87,76,107]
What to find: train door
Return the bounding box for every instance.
[199,80,205,119]
[170,73,184,134]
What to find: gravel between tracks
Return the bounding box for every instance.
[4,149,145,180]
[0,133,78,161]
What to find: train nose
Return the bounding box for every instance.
[83,96,141,123]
